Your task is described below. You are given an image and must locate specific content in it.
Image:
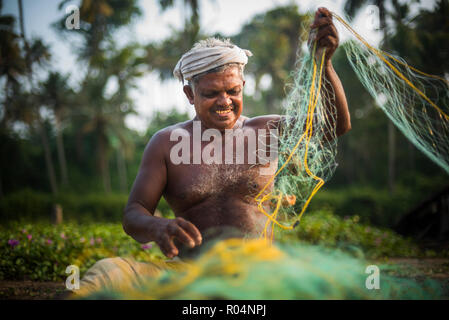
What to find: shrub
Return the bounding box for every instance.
[0,189,174,223]
[0,222,164,281]
[308,186,414,227]
[277,210,422,259]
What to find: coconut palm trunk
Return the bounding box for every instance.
[54,114,69,187]
[116,146,127,193]
[97,122,111,193]
[18,0,58,194]
[37,121,58,194]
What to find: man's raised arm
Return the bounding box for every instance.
[123,130,202,258]
[311,7,351,138]
[259,8,351,140]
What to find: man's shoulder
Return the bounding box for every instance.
[243,114,284,129]
[145,120,193,159]
[150,120,193,141]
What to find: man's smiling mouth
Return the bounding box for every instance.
[214,105,233,115]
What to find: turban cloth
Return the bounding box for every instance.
[173,45,253,83]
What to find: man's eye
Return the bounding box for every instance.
[203,93,216,98]
[228,89,241,95]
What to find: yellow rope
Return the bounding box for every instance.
[257,12,449,240]
[256,46,327,238]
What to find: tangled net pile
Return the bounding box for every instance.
[256,12,449,239]
[84,239,444,299]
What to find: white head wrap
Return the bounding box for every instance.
[173,44,253,83]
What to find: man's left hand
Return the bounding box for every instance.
[308,7,339,63]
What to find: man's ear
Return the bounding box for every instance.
[183,85,195,105]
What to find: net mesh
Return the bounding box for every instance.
[83,239,444,300]
[338,16,449,174]
[256,12,449,239]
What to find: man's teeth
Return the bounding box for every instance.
[215,106,233,114]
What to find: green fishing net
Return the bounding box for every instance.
[82,239,445,300]
[343,40,449,173]
[256,12,449,237]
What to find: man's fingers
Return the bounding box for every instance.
[315,29,331,43]
[315,25,338,40]
[318,35,338,49]
[317,7,331,16]
[310,17,333,29]
[157,217,202,258]
[160,234,178,258]
[315,33,339,50]
[177,218,202,245]
[315,7,332,21]
[170,224,196,248]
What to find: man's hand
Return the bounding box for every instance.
[153,217,202,258]
[308,7,339,63]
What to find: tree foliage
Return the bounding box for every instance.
[0,0,447,225]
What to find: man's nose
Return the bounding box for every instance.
[216,93,232,107]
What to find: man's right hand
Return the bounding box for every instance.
[153,217,202,258]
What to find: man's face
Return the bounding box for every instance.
[184,67,245,130]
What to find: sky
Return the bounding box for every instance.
[2,0,436,133]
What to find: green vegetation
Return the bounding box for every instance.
[278,210,423,259]
[0,222,165,281]
[1,1,447,198]
[0,189,174,223]
[311,173,449,227]
[2,207,443,282]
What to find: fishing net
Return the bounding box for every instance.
[336,16,449,175]
[255,12,449,239]
[78,12,448,300]
[82,238,445,300]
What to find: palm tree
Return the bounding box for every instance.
[53,0,142,193]
[16,0,56,193]
[232,5,309,114]
[106,43,144,192]
[39,72,75,188]
[158,0,201,43]
[0,0,27,129]
[145,0,213,81]
[77,51,141,194]
[54,0,142,71]
[1,0,28,196]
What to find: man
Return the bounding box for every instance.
[122,7,350,259]
[70,7,351,298]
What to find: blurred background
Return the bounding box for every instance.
[1,0,449,288]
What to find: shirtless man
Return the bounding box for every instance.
[122,7,351,259]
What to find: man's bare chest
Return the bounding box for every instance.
[162,122,278,212]
[164,162,273,211]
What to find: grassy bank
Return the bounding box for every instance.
[2,209,444,282]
